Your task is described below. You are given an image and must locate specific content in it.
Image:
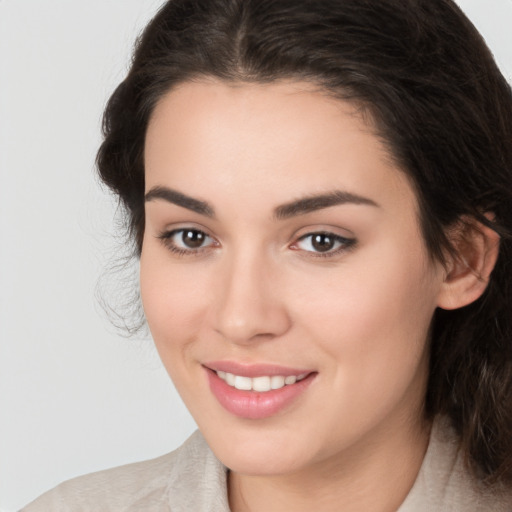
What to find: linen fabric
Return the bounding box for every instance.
[20,418,512,511]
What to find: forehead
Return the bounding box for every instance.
[144,79,416,215]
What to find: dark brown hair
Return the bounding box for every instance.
[97,0,512,484]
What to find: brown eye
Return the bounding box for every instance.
[294,232,355,256]
[181,230,207,248]
[311,234,336,252]
[158,228,216,255]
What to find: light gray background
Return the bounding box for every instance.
[1,1,511,510]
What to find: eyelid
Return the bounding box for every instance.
[157,227,219,256]
[155,224,356,259]
[290,230,357,258]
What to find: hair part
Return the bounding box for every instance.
[96,0,512,484]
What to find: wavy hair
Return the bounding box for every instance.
[96,0,512,484]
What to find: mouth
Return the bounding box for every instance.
[203,362,316,419]
[215,370,309,392]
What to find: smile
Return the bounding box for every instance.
[216,371,309,392]
[205,363,316,419]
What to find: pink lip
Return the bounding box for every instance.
[204,362,316,420]
[204,360,311,377]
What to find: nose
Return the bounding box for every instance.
[212,249,291,345]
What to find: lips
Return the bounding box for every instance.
[204,361,316,419]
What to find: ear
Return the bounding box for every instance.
[437,215,500,311]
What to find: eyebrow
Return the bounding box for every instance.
[274,190,379,219]
[144,185,379,219]
[145,186,215,217]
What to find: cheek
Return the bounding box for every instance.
[139,248,210,360]
[290,239,438,390]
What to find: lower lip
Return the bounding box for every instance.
[206,369,315,420]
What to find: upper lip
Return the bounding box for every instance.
[203,361,314,378]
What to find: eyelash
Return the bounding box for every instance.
[157,229,356,258]
[292,232,356,258]
[157,228,217,257]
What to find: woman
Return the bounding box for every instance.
[22,0,512,510]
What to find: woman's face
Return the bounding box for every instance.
[141,80,445,476]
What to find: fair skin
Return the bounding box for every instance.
[140,79,497,512]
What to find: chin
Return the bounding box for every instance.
[199,420,320,476]
[220,448,310,477]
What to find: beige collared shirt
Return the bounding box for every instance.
[21,418,512,511]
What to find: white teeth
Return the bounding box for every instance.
[234,376,252,391]
[270,375,285,390]
[252,376,271,392]
[216,371,308,392]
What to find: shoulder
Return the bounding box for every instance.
[20,430,229,512]
[399,416,512,512]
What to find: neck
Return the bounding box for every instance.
[228,414,431,512]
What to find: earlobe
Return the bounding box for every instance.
[437,217,500,311]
